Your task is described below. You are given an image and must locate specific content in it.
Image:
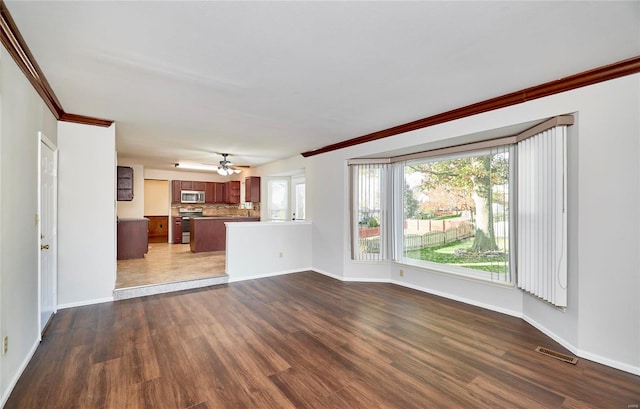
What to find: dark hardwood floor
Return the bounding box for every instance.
[6,272,640,408]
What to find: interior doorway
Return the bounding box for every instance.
[38,132,58,336]
[116,179,226,291]
[144,179,170,243]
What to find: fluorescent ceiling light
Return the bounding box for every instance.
[175,162,242,174]
[174,162,219,171]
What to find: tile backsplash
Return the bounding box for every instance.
[171,204,260,218]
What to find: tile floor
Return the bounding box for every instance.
[116,242,226,288]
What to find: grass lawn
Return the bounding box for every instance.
[405,238,509,274]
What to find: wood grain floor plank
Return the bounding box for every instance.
[5,272,640,409]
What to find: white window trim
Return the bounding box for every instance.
[392,146,514,285]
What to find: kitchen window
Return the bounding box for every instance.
[266,178,289,221]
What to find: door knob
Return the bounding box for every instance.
[41,244,49,250]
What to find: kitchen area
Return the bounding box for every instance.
[115,164,261,293]
[170,177,261,249]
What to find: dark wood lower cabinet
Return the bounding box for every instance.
[117,218,148,260]
[172,216,182,244]
[190,217,259,252]
[146,216,168,241]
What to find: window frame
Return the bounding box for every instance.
[291,175,306,220]
[265,177,290,221]
[393,147,515,285]
[349,162,388,262]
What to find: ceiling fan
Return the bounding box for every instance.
[215,153,243,176]
[174,153,247,175]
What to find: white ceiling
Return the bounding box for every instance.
[5,1,640,170]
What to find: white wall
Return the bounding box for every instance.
[226,221,312,282]
[144,167,237,183]
[0,48,58,405]
[57,122,116,308]
[144,179,169,216]
[572,76,639,372]
[260,74,640,374]
[115,160,144,218]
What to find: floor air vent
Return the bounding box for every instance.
[535,346,578,365]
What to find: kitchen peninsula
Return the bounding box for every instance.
[190,216,260,253]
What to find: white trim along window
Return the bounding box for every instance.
[349,115,572,306]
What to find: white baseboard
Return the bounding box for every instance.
[576,349,640,376]
[227,267,312,283]
[0,339,39,408]
[343,277,391,283]
[57,296,114,310]
[521,315,579,355]
[522,315,640,376]
[312,268,344,281]
[390,278,522,319]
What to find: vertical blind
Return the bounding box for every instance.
[350,163,387,261]
[517,125,568,307]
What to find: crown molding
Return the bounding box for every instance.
[0,1,113,127]
[59,113,114,128]
[301,55,640,157]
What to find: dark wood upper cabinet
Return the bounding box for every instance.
[245,176,261,203]
[205,182,215,204]
[215,182,226,203]
[171,180,181,204]
[172,179,229,204]
[225,181,240,204]
[117,166,134,201]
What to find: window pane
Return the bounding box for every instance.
[352,164,385,261]
[401,148,511,282]
[268,179,289,220]
[294,183,305,220]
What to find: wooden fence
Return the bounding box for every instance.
[358,222,474,253]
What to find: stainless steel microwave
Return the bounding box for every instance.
[181,190,205,203]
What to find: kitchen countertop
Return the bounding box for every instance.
[191,216,259,220]
[117,217,149,222]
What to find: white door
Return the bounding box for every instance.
[39,133,57,335]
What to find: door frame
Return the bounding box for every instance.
[38,132,58,339]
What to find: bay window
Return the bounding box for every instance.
[349,115,572,305]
